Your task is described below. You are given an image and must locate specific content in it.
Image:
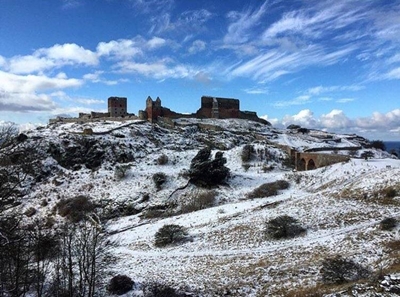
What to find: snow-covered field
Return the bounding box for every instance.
[19,119,400,296]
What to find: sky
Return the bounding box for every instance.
[0,0,400,140]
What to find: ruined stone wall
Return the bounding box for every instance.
[239,111,270,125]
[91,111,110,118]
[49,115,138,124]
[197,96,240,119]
[108,97,127,117]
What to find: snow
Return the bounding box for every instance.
[16,119,400,296]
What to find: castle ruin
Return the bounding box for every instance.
[108,97,127,117]
[50,94,268,125]
[138,95,268,124]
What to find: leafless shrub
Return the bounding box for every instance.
[320,255,370,284]
[180,190,216,213]
[56,195,95,223]
[247,180,290,199]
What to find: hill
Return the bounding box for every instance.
[0,119,399,296]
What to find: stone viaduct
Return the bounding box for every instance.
[273,145,351,171]
[292,151,350,171]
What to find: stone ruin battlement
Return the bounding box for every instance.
[138,95,268,125]
[50,95,269,125]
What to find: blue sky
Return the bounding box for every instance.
[0,0,400,140]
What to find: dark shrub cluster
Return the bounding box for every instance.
[144,283,186,297]
[320,256,370,284]
[265,215,306,239]
[383,187,397,198]
[188,148,230,187]
[241,144,254,163]
[369,140,386,151]
[107,275,134,295]
[153,172,167,190]
[247,180,290,199]
[157,154,169,165]
[380,217,398,231]
[154,224,188,247]
[56,195,95,223]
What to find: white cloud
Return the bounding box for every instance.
[5,43,98,74]
[228,45,356,83]
[115,60,198,80]
[0,90,56,112]
[306,85,364,95]
[147,37,167,49]
[83,71,119,85]
[224,1,269,44]
[273,95,311,108]
[260,114,279,126]
[269,108,400,140]
[38,43,98,65]
[383,67,400,80]
[0,70,82,94]
[282,109,318,128]
[0,56,6,68]
[336,98,355,103]
[243,87,268,95]
[129,0,174,15]
[0,71,83,113]
[61,0,82,9]
[8,55,55,74]
[188,40,206,54]
[356,109,400,129]
[262,1,369,41]
[97,39,142,59]
[149,9,213,35]
[320,109,352,129]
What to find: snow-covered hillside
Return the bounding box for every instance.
[4,119,400,296]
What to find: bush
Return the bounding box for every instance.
[152,172,167,190]
[56,195,95,223]
[107,275,134,295]
[380,217,398,231]
[241,144,254,163]
[157,154,169,165]
[114,165,130,180]
[320,256,370,284]
[188,148,230,187]
[384,187,397,198]
[154,224,188,247]
[247,180,290,199]
[180,190,216,213]
[265,215,306,239]
[144,283,183,297]
[370,140,386,151]
[361,151,374,160]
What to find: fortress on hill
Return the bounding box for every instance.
[49,95,268,125]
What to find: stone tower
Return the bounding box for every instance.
[108,97,127,117]
[145,96,162,122]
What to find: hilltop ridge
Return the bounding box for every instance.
[1,118,400,296]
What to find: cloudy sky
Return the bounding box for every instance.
[1,0,400,140]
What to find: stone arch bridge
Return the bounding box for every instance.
[291,150,350,171]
